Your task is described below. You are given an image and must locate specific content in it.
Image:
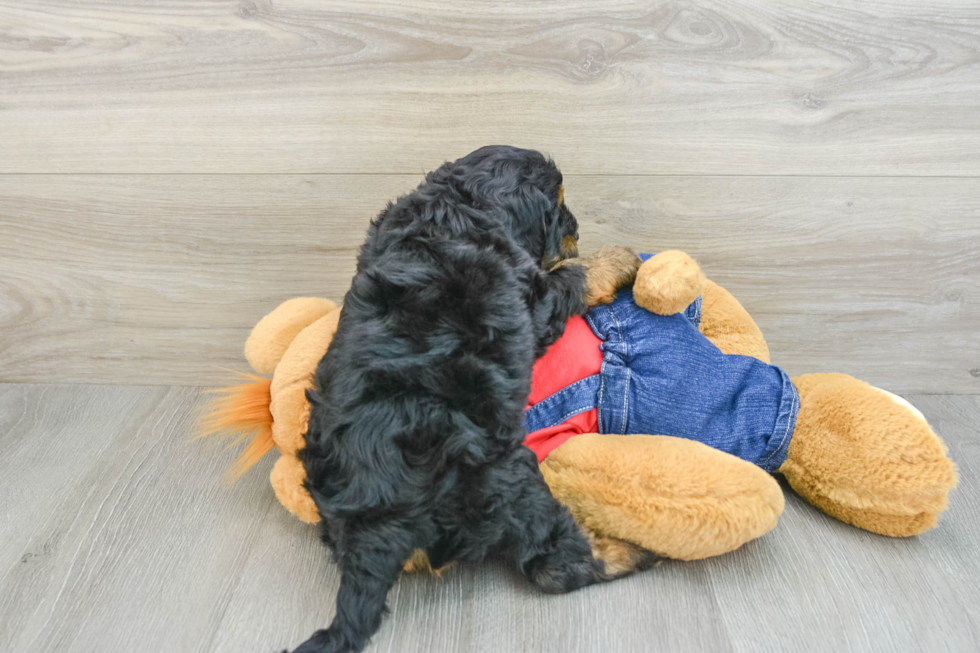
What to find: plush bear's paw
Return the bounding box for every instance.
[633,250,706,316]
[579,246,642,306]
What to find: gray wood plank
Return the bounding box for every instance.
[1,386,976,653]
[0,383,161,645]
[0,384,276,653]
[1,174,977,392]
[209,525,732,653]
[0,1,978,174]
[708,393,980,653]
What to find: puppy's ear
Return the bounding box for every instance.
[540,205,565,264]
[501,182,554,262]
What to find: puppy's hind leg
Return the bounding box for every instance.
[291,524,416,653]
[522,505,655,593]
[499,448,652,594]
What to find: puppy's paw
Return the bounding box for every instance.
[582,246,641,306]
[402,549,430,574]
[585,530,658,578]
[290,628,345,653]
[402,549,454,577]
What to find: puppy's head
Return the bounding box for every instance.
[441,145,579,267]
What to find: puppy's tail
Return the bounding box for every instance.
[197,372,276,483]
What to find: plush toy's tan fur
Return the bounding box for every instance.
[245,297,335,375]
[271,454,320,524]
[268,308,341,456]
[780,373,957,536]
[543,434,784,560]
[698,280,771,363]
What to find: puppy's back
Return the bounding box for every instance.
[304,184,539,513]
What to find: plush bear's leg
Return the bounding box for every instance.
[245,297,336,374]
[541,434,785,560]
[779,374,957,536]
[503,455,643,592]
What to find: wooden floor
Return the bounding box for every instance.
[0,385,976,653]
[1,1,979,652]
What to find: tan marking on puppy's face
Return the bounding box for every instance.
[558,184,565,205]
[560,234,578,259]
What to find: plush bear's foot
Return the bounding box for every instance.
[541,433,784,560]
[780,374,958,537]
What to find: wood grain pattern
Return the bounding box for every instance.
[0,385,976,652]
[1,174,977,392]
[2,1,976,650]
[0,385,277,653]
[1,0,978,174]
[707,393,980,653]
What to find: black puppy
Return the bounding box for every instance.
[293,146,643,653]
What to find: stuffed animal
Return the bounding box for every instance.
[200,252,957,562]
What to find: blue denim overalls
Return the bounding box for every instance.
[522,254,799,472]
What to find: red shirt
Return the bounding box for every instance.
[524,315,603,461]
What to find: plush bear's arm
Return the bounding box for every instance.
[698,280,771,364]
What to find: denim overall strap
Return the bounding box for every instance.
[685,295,703,327]
[586,299,635,436]
[522,374,602,434]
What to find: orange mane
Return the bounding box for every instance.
[197,373,275,482]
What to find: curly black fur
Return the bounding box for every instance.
[291,146,633,653]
